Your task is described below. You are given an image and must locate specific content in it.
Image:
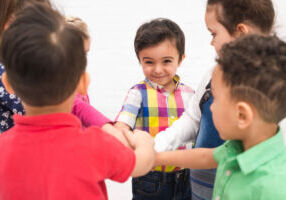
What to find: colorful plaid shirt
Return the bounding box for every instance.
[116,75,194,172]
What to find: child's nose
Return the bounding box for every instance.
[154,64,163,74]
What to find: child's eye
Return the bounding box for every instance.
[211,33,217,38]
[145,61,153,64]
[163,59,172,64]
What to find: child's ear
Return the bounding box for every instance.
[236,102,253,129]
[1,72,15,94]
[178,54,186,66]
[77,72,90,95]
[234,23,250,37]
[4,15,15,31]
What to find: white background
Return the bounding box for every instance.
[53,1,286,199]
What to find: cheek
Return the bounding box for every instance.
[210,102,219,122]
[216,35,235,52]
[141,65,152,76]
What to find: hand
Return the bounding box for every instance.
[101,123,130,147]
[123,129,154,150]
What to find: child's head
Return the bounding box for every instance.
[66,16,90,53]
[211,35,286,140]
[205,0,275,54]
[0,0,51,36]
[0,3,87,107]
[134,18,185,90]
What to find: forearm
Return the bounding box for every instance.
[102,123,131,147]
[155,148,217,169]
[155,113,199,151]
[114,121,131,132]
[72,97,111,127]
[131,146,155,177]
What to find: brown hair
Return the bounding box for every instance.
[0,0,51,36]
[217,35,286,123]
[207,0,275,35]
[134,18,185,62]
[0,3,87,106]
[66,16,89,39]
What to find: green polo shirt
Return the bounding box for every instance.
[212,129,286,200]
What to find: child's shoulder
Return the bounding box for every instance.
[130,80,149,90]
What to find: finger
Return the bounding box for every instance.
[122,129,136,149]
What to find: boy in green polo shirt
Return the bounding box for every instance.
[153,35,286,200]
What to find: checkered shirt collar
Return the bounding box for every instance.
[145,75,181,92]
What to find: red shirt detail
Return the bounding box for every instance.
[0,113,135,200]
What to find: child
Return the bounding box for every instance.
[0,1,113,134]
[0,3,155,199]
[0,0,51,133]
[66,16,112,128]
[154,0,275,199]
[154,35,286,200]
[115,18,194,200]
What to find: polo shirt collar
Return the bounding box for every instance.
[13,113,82,129]
[237,129,284,175]
[145,75,181,91]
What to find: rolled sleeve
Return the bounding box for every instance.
[116,88,142,129]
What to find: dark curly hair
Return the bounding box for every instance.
[217,35,286,123]
[134,18,185,62]
[207,0,275,35]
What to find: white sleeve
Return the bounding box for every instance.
[279,118,286,145]
[154,71,212,152]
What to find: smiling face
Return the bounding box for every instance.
[138,39,183,92]
[205,5,235,55]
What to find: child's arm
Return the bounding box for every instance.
[115,87,141,131]
[154,71,212,152]
[155,148,218,169]
[72,95,111,127]
[123,130,156,177]
[101,123,132,147]
[114,121,131,132]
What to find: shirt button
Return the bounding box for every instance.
[215,196,220,200]
[226,170,231,176]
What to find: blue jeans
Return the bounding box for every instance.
[132,169,192,200]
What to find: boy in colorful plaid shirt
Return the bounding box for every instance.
[115,18,194,200]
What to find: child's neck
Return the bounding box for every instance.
[23,95,75,116]
[242,122,278,151]
[162,81,176,93]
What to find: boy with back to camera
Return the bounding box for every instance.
[115,18,194,200]
[154,35,286,200]
[0,3,155,200]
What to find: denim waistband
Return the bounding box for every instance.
[135,169,190,184]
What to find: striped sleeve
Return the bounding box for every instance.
[116,87,142,129]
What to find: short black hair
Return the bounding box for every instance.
[0,3,87,106]
[207,0,275,35]
[217,35,286,123]
[134,18,185,62]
